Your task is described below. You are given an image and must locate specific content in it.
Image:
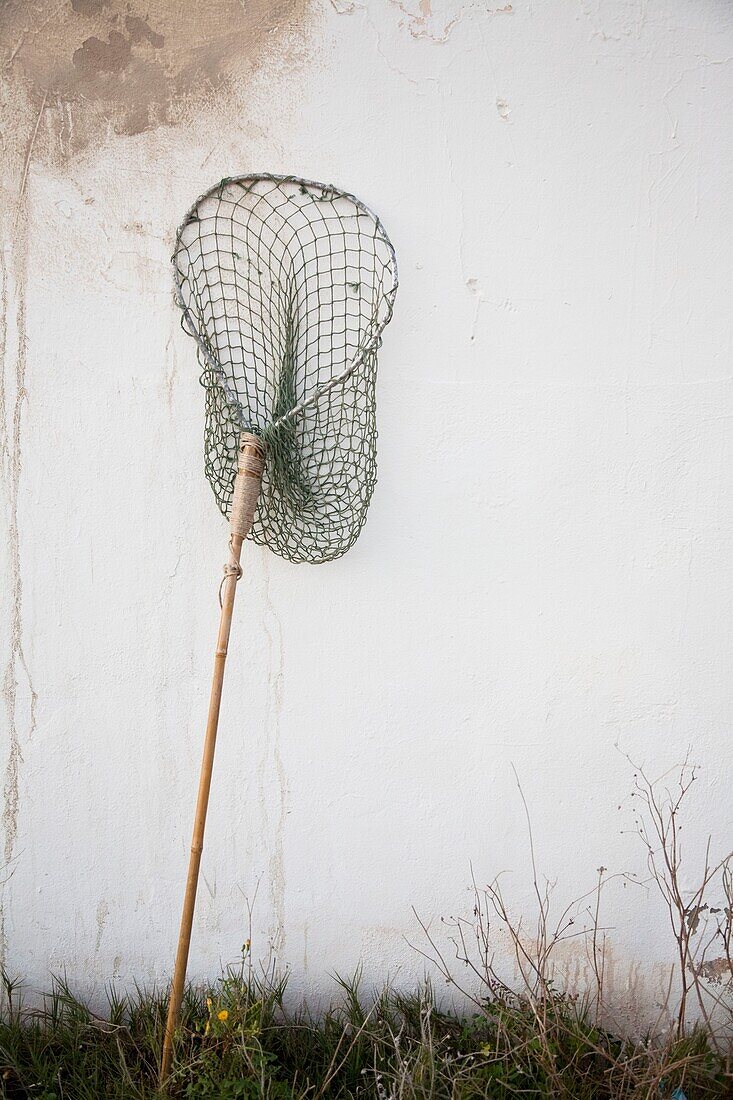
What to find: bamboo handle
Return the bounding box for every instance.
[160,433,265,1088]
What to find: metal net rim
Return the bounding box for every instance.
[171,171,399,445]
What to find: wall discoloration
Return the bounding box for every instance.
[386,0,512,43]
[94,899,109,954]
[260,555,289,955]
[694,957,733,985]
[1,0,314,158]
[0,204,38,965]
[0,0,314,973]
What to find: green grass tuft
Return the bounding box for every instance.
[0,963,730,1099]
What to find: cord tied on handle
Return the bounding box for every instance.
[229,432,266,541]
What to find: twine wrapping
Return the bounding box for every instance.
[229,433,265,540]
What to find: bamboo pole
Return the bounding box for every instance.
[160,432,265,1088]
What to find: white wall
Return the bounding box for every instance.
[1,0,732,1021]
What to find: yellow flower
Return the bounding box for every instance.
[218,1009,229,1022]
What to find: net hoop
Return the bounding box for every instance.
[172,173,399,440]
[172,172,398,563]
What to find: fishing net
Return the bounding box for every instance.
[172,173,398,564]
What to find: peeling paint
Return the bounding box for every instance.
[387,0,512,43]
[1,0,315,160]
[695,957,733,985]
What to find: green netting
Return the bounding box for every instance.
[172,174,398,564]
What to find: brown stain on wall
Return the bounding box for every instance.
[0,195,38,966]
[262,554,288,955]
[1,0,314,159]
[0,0,314,963]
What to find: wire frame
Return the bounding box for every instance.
[173,173,398,564]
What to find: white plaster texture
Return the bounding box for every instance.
[0,0,732,1022]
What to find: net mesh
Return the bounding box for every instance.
[173,174,398,564]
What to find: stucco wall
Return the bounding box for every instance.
[1,0,731,1021]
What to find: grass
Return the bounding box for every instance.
[1,760,731,1098]
[0,964,730,1099]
